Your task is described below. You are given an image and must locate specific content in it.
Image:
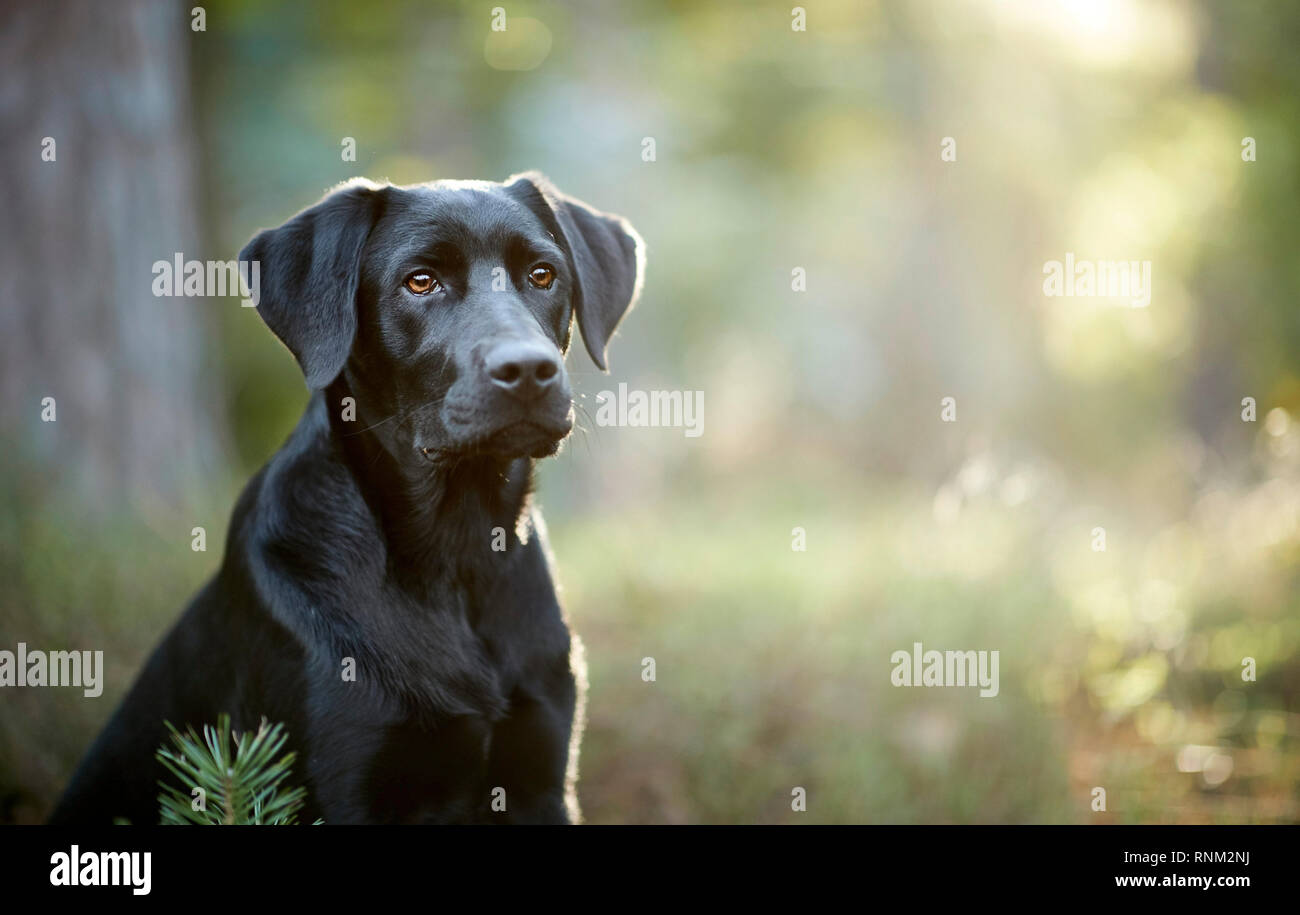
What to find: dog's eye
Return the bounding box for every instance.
[528,265,555,289]
[404,272,439,295]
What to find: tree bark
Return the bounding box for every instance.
[0,0,225,518]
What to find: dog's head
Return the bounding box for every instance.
[241,173,644,462]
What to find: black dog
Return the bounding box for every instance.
[49,173,644,824]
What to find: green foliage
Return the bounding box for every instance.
[156,715,318,825]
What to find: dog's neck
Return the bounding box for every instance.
[318,382,534,590]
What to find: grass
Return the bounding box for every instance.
[3,457,1296,824]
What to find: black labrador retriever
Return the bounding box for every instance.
[49,173,644,824]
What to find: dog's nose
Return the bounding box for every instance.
[485,341,561,401]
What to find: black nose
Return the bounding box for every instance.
[485,341,561,401]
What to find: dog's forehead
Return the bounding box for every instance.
[377,182,551,246]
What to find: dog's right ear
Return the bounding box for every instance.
[239,180,386,389]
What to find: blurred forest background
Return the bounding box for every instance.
[2,0,1298,823]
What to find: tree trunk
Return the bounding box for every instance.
[0,0,225,519]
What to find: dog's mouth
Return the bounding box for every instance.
[421,416,573,461]
[481,418,572,457]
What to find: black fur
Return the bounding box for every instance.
[49,173,645,824]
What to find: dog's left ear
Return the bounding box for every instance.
[505,172,645,371]
[240,180,386,389]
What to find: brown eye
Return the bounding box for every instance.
[528,265,555,289]
[404,272,437,295]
